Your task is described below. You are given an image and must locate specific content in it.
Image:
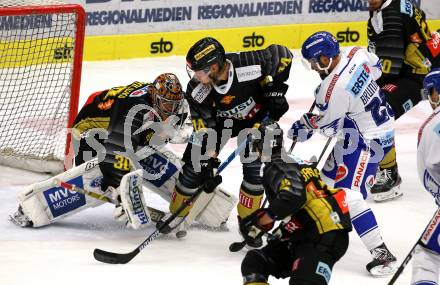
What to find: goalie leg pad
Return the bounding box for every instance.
[138,147,237,229]
[118,169,151,229]
[14,159,105,227]
[195,187,238,228]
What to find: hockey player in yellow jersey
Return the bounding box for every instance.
[239,121,352,285]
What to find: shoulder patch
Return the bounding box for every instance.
[400,0,413,16]
[191,83,212,103]
[235,65,262,82]
[129,85,149,97]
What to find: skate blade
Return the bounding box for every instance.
[8,214,31,227]
[368,261,397,277]
[373,190,403,202]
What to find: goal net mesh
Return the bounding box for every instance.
[0,0,84,173]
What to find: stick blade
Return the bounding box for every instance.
[93,248,135,264]
[228,240,247,252]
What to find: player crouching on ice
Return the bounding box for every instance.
[239,121,352,285]
[10,73,237,231]
[288,31,398,276]
[410,68,440,285]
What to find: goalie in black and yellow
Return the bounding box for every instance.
[240,121,352,285]
[10,74,236,231]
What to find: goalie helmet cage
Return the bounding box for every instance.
[0,0,85,174]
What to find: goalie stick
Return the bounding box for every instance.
[388,208,440,285]
[93,139,248,264]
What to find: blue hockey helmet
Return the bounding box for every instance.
[301,31,340,61]
[423,68,440,94]
[422,68,440,107]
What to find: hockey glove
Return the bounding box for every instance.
[262,81,289,121]
[200,157,222,193]
[262,81,289,98]
[267,96,289,121]
[203,175,222,194]
[299,112,320,130]
[239,208,275,243]
[271,216,303,241]
[287,120,313,142]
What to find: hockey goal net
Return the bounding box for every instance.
[0,0,85,173]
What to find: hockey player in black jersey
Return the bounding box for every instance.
[239,121,352,285]
[367,0,440,201]
[72,73,185,189]
[10,73,189,229]
[156,37,293,246]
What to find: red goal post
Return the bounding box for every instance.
[0,1,85,173]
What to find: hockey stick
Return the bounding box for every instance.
[92,144,245,264]
[387,208,440,285]
[55,179,118,204]
[288,101,316,153]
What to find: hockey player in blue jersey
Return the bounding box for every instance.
[412,68,440,285]
[289,31,397,276]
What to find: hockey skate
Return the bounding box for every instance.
[9,206,33,228]
[370,166,403,202]
[366,243,397,277]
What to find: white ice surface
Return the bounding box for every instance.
[0,51,437,285]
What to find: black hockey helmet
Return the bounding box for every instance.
[186,37,226,72]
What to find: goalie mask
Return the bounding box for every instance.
[153,73,184,119]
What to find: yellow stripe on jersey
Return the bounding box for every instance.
[303,199,344,234]
[72,117,110,134]
[304,203,325,234]
[303,181,345,234]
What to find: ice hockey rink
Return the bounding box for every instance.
[0,51,437,285]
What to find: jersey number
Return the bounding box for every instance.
[365,96,392,126]
[381,59,392,74]
[114,155,131,171]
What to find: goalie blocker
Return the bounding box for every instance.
[10,147,236,230]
